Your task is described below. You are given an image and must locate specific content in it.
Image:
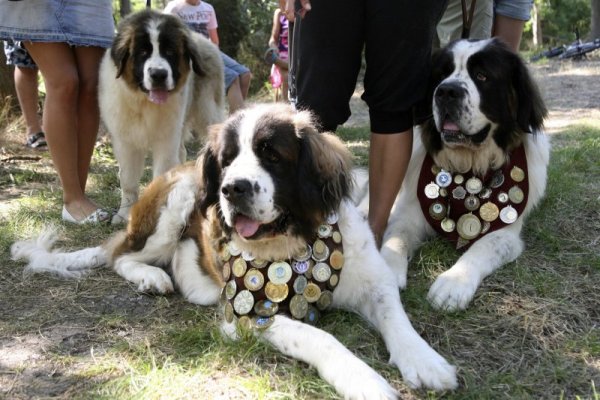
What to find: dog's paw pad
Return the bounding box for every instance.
[427,269,478,311]
[137,269,174,294]
[393,346,458,391]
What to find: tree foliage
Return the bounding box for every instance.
[528,0,592,44]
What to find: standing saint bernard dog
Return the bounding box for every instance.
[13,104,458,398]
[357,38,550,311]
[99,10,225,224]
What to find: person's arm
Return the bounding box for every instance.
[268,9,282,49]
[208,28,219,46]
[285,0,310,19]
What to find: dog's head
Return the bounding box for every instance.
[110,9,212,104]
[198,104,353,257]
[421,38,547,174]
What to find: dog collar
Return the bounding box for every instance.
[220,213,344,330]
[418,144,529,250]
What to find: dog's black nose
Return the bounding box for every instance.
[435,82,466,103]
[221,179,253,200]
[149,68,168,84]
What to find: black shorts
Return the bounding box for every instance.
[291,0,447,133]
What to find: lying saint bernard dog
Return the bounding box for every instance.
[99,9,225,224]
[12,104,458,398]
[357,38,550,311]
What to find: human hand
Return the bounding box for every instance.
[285,0,311,20]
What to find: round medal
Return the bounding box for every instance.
[293,244,312,262]
[268,261,293,285]
[303,283,322,303]
[429,202,447,221]
[241,250,255,261]
[424,182,440,199]
[440,218,456,233]
[224,302,234,323]
[290,294,309,319]
[232,257,248,278]
[292,259,310,274]
[304,305,320,325]
[490,171,505,188]
[497,192,509,204]
[254,299,279,317]
[225,279,237,300]
[479,187,492,199]
[465,177,483,194]
[332,231,342,244]
[253,316,274,329]
[244,268,265,291]
[328,274,339,289]
[228,242,241,256]
[508,186,524,204]
[220,245,231,262]
[293,275,308,294]
[454,174,465,184]
[481,221,491,234]
[457,214,482,240]
[312,262,332,283]
[452,186,467,200]
[499,205,518,224]
[238,316,252,330]
[251,258,268,269]
[439,187,448,197]
[464,195,480,211]
[316,290,334,311]
[479,201,499,222]
[329,250,344,270]
[233,290,254,315]
[435,170,452,188]
[222,261,231,281]
[265,282,289,303]
[317,224,333,238]
[510,166,525,182]
[312,239,329,262]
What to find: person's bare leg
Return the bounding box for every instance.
[281,69,289,103]
[24,42,101,220]
[492,15,525,52]
[227,76,245,113]
[238,71,252,100]
[368,130,413,247]
[14,66,43,137]
[74,46,105,190]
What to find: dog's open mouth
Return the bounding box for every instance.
[233,213,287,240]
[148,89,170,105]
[441,119,468,144]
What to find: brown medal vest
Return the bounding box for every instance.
[417,144,529,250]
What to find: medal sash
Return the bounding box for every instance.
[417,144,529,250]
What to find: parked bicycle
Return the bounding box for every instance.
[530,30,600,62]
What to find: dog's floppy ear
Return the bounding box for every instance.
[198,124,223,217]
[295,112,353,222]
[508,47,548,133]
[110,22,133,79]
[185,31,222,78]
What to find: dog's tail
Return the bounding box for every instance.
[10,227,126,279]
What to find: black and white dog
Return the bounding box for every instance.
[13,104,458,398]
[358,38,550,311]
[99,10,225,224]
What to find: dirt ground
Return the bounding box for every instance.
[0,56,599,399]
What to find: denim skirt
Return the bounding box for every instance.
[0,0,115,48]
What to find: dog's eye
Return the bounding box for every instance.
[261,143,280,163]
[476,72,487,82]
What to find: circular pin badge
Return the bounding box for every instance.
[241,250,255,262]
[293,244,312,262]
[225,279,237,300]
[224,302,234,323]
[329,250,344,270]
[510,166,525,182]
[465,177,483,194]
[228,241,241,256]
[479,187,492,199]
[435,170,453,188]
[252,316,275,330]
[264,282,289,303]
[293,275,308,294]
[439,187,448,197]
[233,290,254,315]
[479,201,499,222]
[457,214,482,240]
[303,283,322,303]
[317,224,333,238]
[222,261,231,281]
[452,186,467,200]
[244,268,265,291]
[251,258,268,269]
[328,274,339,289]
[490,171,505,188]
[464,195,481,211]
[508,186,524,204]
[312,262,332,283]
[440,218,456,233]
[232,257,248,278]
[289,294,309,319]
[326,212,339,225]
[424,182,440,199]
[332,231,342,244]
[292,259,310,274]
[312,239,329,262]
[481,221,491,234]
[454,174,465,185]
[497,192,509,204]
[254,299,279,317]
[316,290,334,311]
[500,205,518,224]
[268,261,293,285]
[304,305,320,325]
[429,202,447,221]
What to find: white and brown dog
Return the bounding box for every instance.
[357,39,550,311]
[99,9,225,224]
[13,104,457,398]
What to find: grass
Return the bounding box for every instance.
[1,102,599,399]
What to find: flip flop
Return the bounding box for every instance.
[26,132,47,149]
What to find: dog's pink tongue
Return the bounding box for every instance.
[443,121,460,131]
[149,89,169,104]
[234,215,261,238]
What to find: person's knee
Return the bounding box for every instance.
[227,76,241,95]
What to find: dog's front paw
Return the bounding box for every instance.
[137,268,174,294]
[391,343,458,391]
[111,212,127,225]
[325,358,398,400]
[381,237,408,289]
[427,266,480,311]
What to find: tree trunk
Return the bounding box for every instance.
[120,0,131,17]
[532,2,542,46]
[0,49,18,111]
[592,0,600,39]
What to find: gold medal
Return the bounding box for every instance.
[289,294,309,319]
[303,283,322,303]
[238,315,252,331]
[456,214,482,240]
[441,217,456,233]
[429,202,447,221]
[510,166,525,182]
[224,302,234,323]
[479,201,499,222]
[329,250,344,270]
[232,257,247,278]
[222,261,231,281]
[424,182,440,199]
[264,282,289,302]
[293,275,308,294]
[267,261,292,285]
[328,274,339,289]
[499,205,518,224]
[317,224,333,238]
[225,279,237,300]
[508,185,524,204]
[220,245,231,262]
[293,244,312,262]
[244,268,265,291]
[431,164,441,175]
[316,290,333,311]
[466,177,483,194]
[312,239,329,261]
[254,299,279,317]
[464,195,480,211]
[332,231,342,244]
[251,258,268,269]
[233,289,254,315]
[312,262,332,282]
